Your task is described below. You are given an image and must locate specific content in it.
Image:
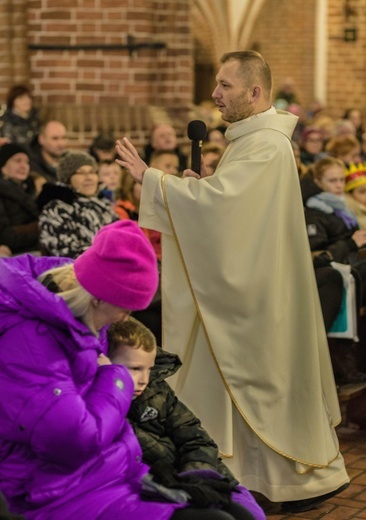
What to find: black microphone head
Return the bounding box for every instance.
[187,120,207,141]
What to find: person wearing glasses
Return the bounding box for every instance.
[38,151,118,258]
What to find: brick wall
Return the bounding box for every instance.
[1,0,366,147]
[27,0,193,107]
[326,0,366,119]
[0,0,194,149]
[0,0,29,95]
[247,0,317,111]
[28,0,192,105]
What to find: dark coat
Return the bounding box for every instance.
[128,347,237,483]
[305,207,358,262]
[28,141,58,183]
[301,174,359,262]
[0,109,40,150]
[0,175,39,253]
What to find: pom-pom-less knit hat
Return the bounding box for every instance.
[0,143,29,170]
[74,220,159,311]
[57,151,97,185]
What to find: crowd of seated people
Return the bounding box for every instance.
[2,79,366,517]
[143,123,188,172]
[273,87,366,362]
[0,99,267,518]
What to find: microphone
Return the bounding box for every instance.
[187,120,207,175]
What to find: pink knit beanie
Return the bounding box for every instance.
[74,220,158,311]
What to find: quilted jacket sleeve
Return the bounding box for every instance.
[162,383,220,473]
[0,320,134,469]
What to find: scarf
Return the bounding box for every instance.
[306,192,359,229]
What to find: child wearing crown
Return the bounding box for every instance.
[344,162,366,230]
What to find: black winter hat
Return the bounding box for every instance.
[0,143,29,170]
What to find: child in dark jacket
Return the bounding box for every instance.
[107,318,266,520]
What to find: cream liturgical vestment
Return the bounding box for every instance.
[138,108,349,501]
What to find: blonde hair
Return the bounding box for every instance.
[107,317,157,359]
[221,50,272,100]
[38,263,93,319]
[310,156,345,182]
[325,135,360,158]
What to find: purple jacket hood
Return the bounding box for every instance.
[0,254,93,341]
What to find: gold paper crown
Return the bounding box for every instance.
[344,162,366,192]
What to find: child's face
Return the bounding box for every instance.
[150,154,179,175]
[111,345,156,398]
[351,184,366,206]
[315,164,345,197]
[98,163,123,191]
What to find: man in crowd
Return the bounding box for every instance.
[29,120,68,182]
[116,50,349,514]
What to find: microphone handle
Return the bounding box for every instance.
[191,140,202,175]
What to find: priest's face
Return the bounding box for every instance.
[212,59,254,124]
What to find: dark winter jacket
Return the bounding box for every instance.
[126,348,266,518]
[38,183,118,258]
[28,141,59,183]
[0,109,40,150]
[301,174,359,262]
[128,347,237,483]
[0,174,39,253]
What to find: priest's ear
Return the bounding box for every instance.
[249,85,261,103]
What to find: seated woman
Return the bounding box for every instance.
[0,220,253,520]
[299,126,327,166]
[302,157,366,272]
[38,151,118,258]
[302,156,366,383]
[0,143,40,254]
[0,84,41,149]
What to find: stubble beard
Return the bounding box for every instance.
[222,96,254,124]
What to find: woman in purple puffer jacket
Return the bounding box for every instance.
[0,220,254,520]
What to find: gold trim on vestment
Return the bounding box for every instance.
[161,173,339,469]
